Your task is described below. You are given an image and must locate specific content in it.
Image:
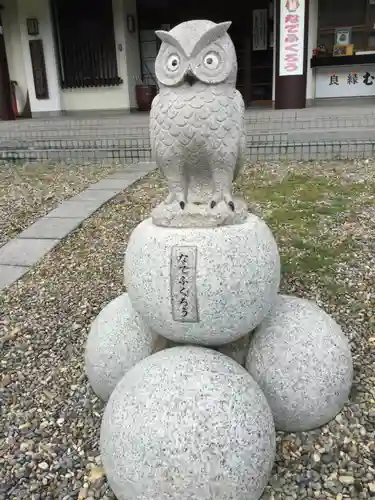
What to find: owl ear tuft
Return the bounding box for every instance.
[217,21,232,33]
[155,30,172,43]
[155,30,185,54]
[191,21,233,58]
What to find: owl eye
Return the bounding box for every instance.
[203,52,220,70]
[166,54,180,72]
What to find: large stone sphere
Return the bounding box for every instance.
[100,346,276,500]
[246,295,353,432]
[84,293,156,401]
[218,334,251,367]
[124,215,280,345]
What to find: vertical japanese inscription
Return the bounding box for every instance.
[170,245,199,322]
[29,39,49,100]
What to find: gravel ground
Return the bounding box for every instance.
[0,161,123,248]
[0,160,374,500]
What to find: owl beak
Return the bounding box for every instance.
[184,70,198,86]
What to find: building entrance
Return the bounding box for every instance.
[137,0,275,107]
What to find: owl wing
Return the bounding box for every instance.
[233,89,246,181]
[149,93,161,162]
[150,90,192,203]
[150,90,186,161]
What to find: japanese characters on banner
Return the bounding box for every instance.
[279,0,305,76]
[315,65,375,98]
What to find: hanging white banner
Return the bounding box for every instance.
[279,0,305,76]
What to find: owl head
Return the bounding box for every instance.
[154,19,237,88]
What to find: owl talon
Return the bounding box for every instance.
[180,201,185,210]
[228,201,235,211]
[210,201,217,209]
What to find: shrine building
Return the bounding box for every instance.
[0,0,374,119]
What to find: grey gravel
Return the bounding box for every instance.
[0,160,374,499]
[0,160,123,248]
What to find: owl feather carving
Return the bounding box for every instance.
[150,19,245,212]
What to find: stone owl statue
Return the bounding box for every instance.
[150,19,246,227]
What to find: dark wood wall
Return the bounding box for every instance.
[0,9,15,120]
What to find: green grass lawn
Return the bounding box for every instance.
[236,161,374,318]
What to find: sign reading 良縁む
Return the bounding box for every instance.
[315,65,375,98]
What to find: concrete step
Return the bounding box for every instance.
[2,124,374,150]
[1,139,374,162]
[246,117,375,131]
[248,128,375,143]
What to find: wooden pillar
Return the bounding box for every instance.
[275,0,309,109]
[0,7,15,120]
[244,34,252,107]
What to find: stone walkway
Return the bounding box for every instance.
[0,161,156,291]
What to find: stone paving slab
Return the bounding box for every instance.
[87,178,137,191]
[18,217,83,240]
[108,162,156,174]
[106,169,153,181]
[0,162,157,291]
[45,200,105,219]
[0,265,29,289]
[0,238,60,267]
[69,189,122,203]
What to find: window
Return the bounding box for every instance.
[51,0,122,89]
[318,0,367,29]
[317,0,375,52]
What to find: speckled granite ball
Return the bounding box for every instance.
[218,334,251,366]
[246,295,353,432]
[84,293,156,402]
[124,215,280,346]
[100,346,276,500]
